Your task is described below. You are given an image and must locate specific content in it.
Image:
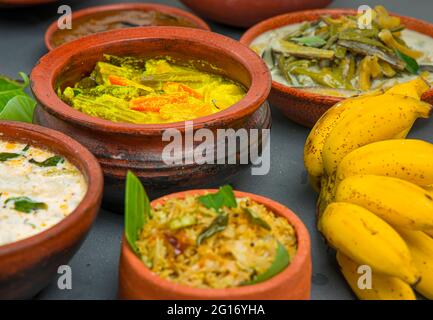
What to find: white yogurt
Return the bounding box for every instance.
[0,140,87,246]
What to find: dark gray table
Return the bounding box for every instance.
[1,0,432,300]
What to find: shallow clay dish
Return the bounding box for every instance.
[119,189,311,300]
[179,0,332,28]
[241,9,433,127]
[45,3,211,50]
[0,121,103,299]
[31,27,272,210]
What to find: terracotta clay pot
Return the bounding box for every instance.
[241,9,433,127]
[45,3,211,50]
[119,189,311,300]
[179,0,332,28]
[0,121,103,299]
[31,27,272,210]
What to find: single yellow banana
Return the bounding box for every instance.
[322,95,431,175]
[335,175,433,230]
[304,96,370,187]
[336,251,416,300]
[397,229,433,299]
[318,202,420,284]
[336,139,433,187]
[384,77,430,100]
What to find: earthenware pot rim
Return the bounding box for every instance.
[0,121,104,256]
[32,27,272,135]
[44,2,211,51]
[121,189,311,298]
[240,8,433,105]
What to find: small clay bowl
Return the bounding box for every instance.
[45,3,211,50]
[240,9,433,127]
[31,27,272,210]
[119,189,311,300]
[0,121,103,299]
[179,0,332,28]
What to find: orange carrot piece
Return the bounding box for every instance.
[109,75,129,86]
[130,94,188,109]
[130,105,161,112]
[163,82,203,100]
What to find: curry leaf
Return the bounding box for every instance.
[29,155,64,167]
[196,214,228,246]
[244,208,271,230]
[292,36,327,47]
[125,170,150,254]
[197,185,237,213]
[5,196,48,213]
[396,49,419,74]
[242,242,290,286]
[0,152,21,162]
[0,95,36,123]
[198,193,224,212]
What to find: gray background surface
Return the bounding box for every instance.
[0,0,432,300]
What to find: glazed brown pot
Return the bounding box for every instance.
[179,0,332,28]
[119,189,311,300]
[31,27,272,210]
[45,3,211,50]
[241,9,433,127]
[0,121,103,299]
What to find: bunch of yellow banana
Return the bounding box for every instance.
[304,77,431,185]
[304,78,433,300]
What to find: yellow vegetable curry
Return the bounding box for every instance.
[59,55,246,124]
